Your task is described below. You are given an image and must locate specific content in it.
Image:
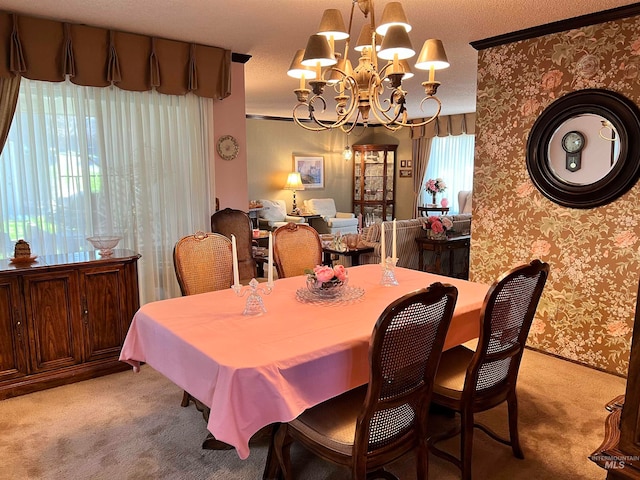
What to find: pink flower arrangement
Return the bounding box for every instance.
[423,215,453,233]
[307,264,348,287]
[425,178,446,194]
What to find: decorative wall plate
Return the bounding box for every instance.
[216,135,239,160]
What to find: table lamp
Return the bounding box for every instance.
[284,172,305,214]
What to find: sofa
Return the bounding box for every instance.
[359,214,472,275]
[258,199,306,231]
[302,198,359,234]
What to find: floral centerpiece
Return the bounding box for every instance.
[422,215,453,240]
[425,178,446,205]
[305,264,348,298]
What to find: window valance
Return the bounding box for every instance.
[0,12,231,99]
[411,113,476,139]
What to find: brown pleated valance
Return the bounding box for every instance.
[411,113,476,139]
[0,11,231,99]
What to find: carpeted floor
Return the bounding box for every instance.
[0,348,625,479]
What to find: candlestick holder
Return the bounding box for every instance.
[380,257,399,286]
[232,278,273,315]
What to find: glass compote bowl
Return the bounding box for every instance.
[306,275,348,299]
[87,236,122,256]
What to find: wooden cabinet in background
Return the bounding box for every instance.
[352,144,397,223]
[0,250,140,399]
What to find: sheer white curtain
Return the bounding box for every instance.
[421,134,475,213]
[0,79,213,304]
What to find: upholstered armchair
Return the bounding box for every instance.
[257,199,306,231]
[302,198,358,234]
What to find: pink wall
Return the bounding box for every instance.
[213,61,248,211]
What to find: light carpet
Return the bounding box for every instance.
[0,348,626,479]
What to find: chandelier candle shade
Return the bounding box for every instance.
[289,0,449,132]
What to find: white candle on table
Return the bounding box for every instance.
[267,231,274,287]
[380,221,386,266]
[231,234,240,288]
[392,218,397,262]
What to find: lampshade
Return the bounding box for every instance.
[301,34,338,67]
[354,23,381,52]
[414,39,450,71]
[317,9,349,40]
[287,49,317,79]
[375,2,411,36]
[385,59,414,80]
[377,25,415,61]
[326,57,353,84]
[284,172,305,191]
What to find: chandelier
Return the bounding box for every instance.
[287,0,449,132]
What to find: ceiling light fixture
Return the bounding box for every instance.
[289,0,449,132]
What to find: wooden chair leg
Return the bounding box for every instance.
[460,410,475,480]
[181,390,192,407]
[508,394,524,459]
[274,424,294,480]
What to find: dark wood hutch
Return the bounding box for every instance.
[0,250,140,399]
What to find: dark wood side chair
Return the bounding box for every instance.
[211,207,257,283]
[429,259,550,480]
[272,282,459,479]
[272,222,323,278]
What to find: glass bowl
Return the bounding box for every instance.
[87,236,122,256]
[306,276,348,299]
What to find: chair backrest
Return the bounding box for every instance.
[354,283,458,462]
[464,259,550,401]
[211,208,256,282]
[259,199,287,222]
[458,190,472,214]
[303,198,337,217]
[173,232,233,296]
[272,223,322,278]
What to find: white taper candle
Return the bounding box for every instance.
[380,221,386,266]
[231,234,240,288]
[267,231,274,287]
[392,218,397,262]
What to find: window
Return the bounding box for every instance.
[421,134,475,213]
[0,79,213,304]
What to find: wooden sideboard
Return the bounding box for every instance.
[591,280,640,478]
[0,250,140,399]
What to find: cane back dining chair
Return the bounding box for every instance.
[429,259,550,480]
[272,222,323,278]
[273,282,459,480]
[173,231,233,423]
[211,208,257,283]
[173,231,234,296]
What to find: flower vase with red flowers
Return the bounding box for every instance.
[423,215,453,240]
[425,178,446,206]
[305,264,349,298]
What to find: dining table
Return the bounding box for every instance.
[119,264,489,461]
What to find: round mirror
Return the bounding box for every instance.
[526,89,640,208]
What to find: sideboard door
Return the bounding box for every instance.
[80,265,131,363]
[23,271,83,373]
[0,277,29,381]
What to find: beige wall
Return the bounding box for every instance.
[245,119,416,219]
[473,14,640,374]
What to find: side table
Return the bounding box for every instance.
[418,206,449,216]
[323,246,374,267]
[416,234,470,279]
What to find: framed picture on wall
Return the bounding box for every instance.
[400,160,407,167]
[293,154,324,189]
[406,160,412,168]
[400,169,412,178]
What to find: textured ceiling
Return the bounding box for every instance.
[0,0,637,119]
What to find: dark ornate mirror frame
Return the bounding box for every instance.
[526,89,640,209]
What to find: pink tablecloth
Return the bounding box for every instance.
[119,264,489,459]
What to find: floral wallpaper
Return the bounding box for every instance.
[471,14,640,375]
